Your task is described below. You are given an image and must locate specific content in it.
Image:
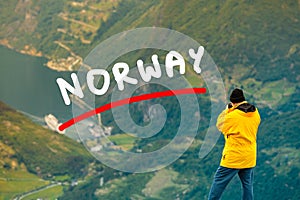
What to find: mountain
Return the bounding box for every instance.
[1,0,300,199]
[1,0,299,111]
[59,1,300,199]
[93,0,300,113]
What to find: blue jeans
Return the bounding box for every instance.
[208,166,254,200]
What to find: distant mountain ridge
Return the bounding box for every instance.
[94,0,300,114]
[1,0,299,113]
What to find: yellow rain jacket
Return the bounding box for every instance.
[216,101,261,169]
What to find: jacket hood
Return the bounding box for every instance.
[236,103,256,113]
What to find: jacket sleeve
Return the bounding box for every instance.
[216,108,233,134]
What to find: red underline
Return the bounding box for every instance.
[58,87,206,131]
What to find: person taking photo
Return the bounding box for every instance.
[208,88,261,200]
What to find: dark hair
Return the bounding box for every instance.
[230,88,245,103]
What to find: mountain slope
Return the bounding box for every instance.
[56,1,300,199]
[57,110,300,200]
[1,0,299,113]
[94,0,300,113]
[0,101,92,177]
[0,101,93,199]
[1,0,300,199]
[0,103,91,177]
[0,0,120,70]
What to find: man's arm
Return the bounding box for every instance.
[216,106,234,134]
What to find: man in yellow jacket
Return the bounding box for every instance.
[208,88,261,200]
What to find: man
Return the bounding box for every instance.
[208,88,261,200]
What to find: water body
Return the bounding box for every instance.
[0,46,73,121]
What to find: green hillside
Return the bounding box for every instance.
[0,0,120,70]
[58,111,300,200]
[0,0,300,199]
[59,1,300,199]
[94,0,300,112]
[1,0,299,112]
[0,101,93,199]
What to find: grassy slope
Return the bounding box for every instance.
[0,169,49,200]
[22,185,64,200]
[0,101,92,199]
[108,133,137,151]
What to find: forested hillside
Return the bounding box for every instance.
[0,0,299,199]
[1,0,299,111]
[59,111,300,200]
[0,0,120,70]
[61,0,300,199]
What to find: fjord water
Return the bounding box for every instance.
[0,46,73,121]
